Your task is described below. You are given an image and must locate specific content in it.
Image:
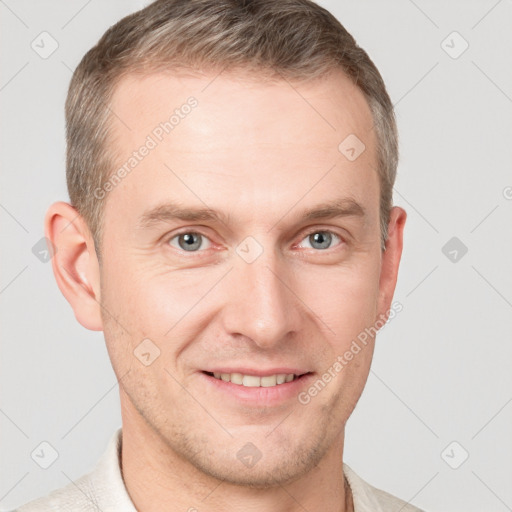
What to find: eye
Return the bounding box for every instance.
[297,230,343,251]
[168,231,211,252]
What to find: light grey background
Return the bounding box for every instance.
[1,1,511,511]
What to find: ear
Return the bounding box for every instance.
[377,206,407,320]
[45,201,103,331]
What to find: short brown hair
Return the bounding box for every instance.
[65,0,398,259]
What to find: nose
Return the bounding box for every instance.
[220,244,303,350]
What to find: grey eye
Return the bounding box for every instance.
[169,232,210,252]
[300,231,340,250]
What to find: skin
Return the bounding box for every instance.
[46,68,406,512]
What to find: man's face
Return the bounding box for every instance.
[98,69,395,486]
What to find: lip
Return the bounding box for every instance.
[199,370,315,407]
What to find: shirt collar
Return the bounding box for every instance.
[89,427,137,512]
[343,463,386,512]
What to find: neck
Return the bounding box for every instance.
[120,401,352,512]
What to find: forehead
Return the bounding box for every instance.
[104,68,378,227]
[109,67,375,152]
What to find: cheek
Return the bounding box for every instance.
[298,260,381,343]
[101,257,226,354]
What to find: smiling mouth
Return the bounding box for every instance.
[202,371,312,388]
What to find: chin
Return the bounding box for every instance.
[192,451,322,489]
[172,427,332,489]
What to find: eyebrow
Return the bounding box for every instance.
[137,198,365,230]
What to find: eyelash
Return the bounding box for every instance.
[165,227,345,255]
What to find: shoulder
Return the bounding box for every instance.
[15,428,131,512]
[366,485,425,512]
[343,463,426,512]
[15,471,101,512]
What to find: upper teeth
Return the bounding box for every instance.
[212,372,297,387]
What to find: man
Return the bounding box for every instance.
[18,0,419,510]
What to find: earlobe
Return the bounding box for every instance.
[377,206,407,320]
[45,201,103,331]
